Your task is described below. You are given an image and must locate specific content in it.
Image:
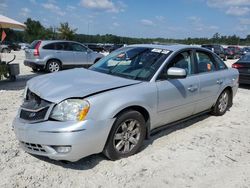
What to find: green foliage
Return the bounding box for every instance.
[24,18,55,42]
[4,18,250,46]
[57,22,77,40]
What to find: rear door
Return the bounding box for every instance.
[53,42,75,65]
[155,50,200,127]
[193,50,225,113]
[70,42,88,65]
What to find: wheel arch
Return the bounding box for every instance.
[113,105,151,139]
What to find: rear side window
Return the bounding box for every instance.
[43,43,55,50]
[214,56,227,70]
[196,51,216,73]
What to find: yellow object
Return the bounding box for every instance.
[78,106,90,121]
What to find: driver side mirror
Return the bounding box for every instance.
[167,67,187,79]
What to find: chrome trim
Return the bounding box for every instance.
[20,105,49,113]
[39,129,86,133]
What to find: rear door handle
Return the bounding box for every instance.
[187,86,198,92]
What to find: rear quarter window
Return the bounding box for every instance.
[214,55,227,70]
[29,40,41,49]
[42,43,55,50]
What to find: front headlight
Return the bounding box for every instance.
[50,99,90,121]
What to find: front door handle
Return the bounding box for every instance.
[187,86,198,92]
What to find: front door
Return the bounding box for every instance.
[70,43,88,65]
[155,50,200,128]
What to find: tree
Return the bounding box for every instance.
[24,18,46,42]
[57,22,77,40]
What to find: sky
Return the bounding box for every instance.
[0,0,250,39]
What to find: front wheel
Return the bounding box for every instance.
[46,60,61,73]
[103,110,146,160]
[211,90,230,116]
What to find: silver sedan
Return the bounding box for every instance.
[13,44,239,162]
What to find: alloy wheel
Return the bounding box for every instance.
[113,119,141,154]
[218,91,228,113]
[48,62,60,72]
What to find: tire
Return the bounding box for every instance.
[46,60,61,73]
[211,89,230,116]
[223,56,228,61]
[103,110,146,160]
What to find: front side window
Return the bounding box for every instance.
[71,43,87,52]
[196,51,216,73]
[89,47,170,81]
[158,51,194,80]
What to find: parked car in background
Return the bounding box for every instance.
[8,42,21,51]
[2,41,21,51]
[14,44,239,162]
[242,47,250,55]
[84,43,106,53]
[227,46,242,59]
[24,40,104,72]
[0,44,11,53]
[201,44,227,61]
[19,43,30,50]
[232,53,250,84]
[108,44,125,53]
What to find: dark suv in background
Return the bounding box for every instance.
[226,46,242,59]
[201,44,227,61]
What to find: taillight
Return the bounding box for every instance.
[33,41,41,56]
[232,64,244,69]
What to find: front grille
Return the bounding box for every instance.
[21,142,46,153]
[20,106,49,121]
[19,89,52,122]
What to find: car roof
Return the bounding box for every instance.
[40,40,82,44]
[128,44,201,52]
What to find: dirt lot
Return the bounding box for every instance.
[0,51,250,188]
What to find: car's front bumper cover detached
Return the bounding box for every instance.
[13,89,115,162]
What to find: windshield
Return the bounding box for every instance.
[89,47,170,81]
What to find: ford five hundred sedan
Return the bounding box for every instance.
[13,44,239,162]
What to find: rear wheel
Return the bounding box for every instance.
[46,60,61,73]
[103,110,146,160]
[212,89,230,116]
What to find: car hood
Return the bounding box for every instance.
[27,68,141,103]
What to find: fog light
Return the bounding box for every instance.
[53,146,71,153]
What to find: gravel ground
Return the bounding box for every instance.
[0,51,250,188]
